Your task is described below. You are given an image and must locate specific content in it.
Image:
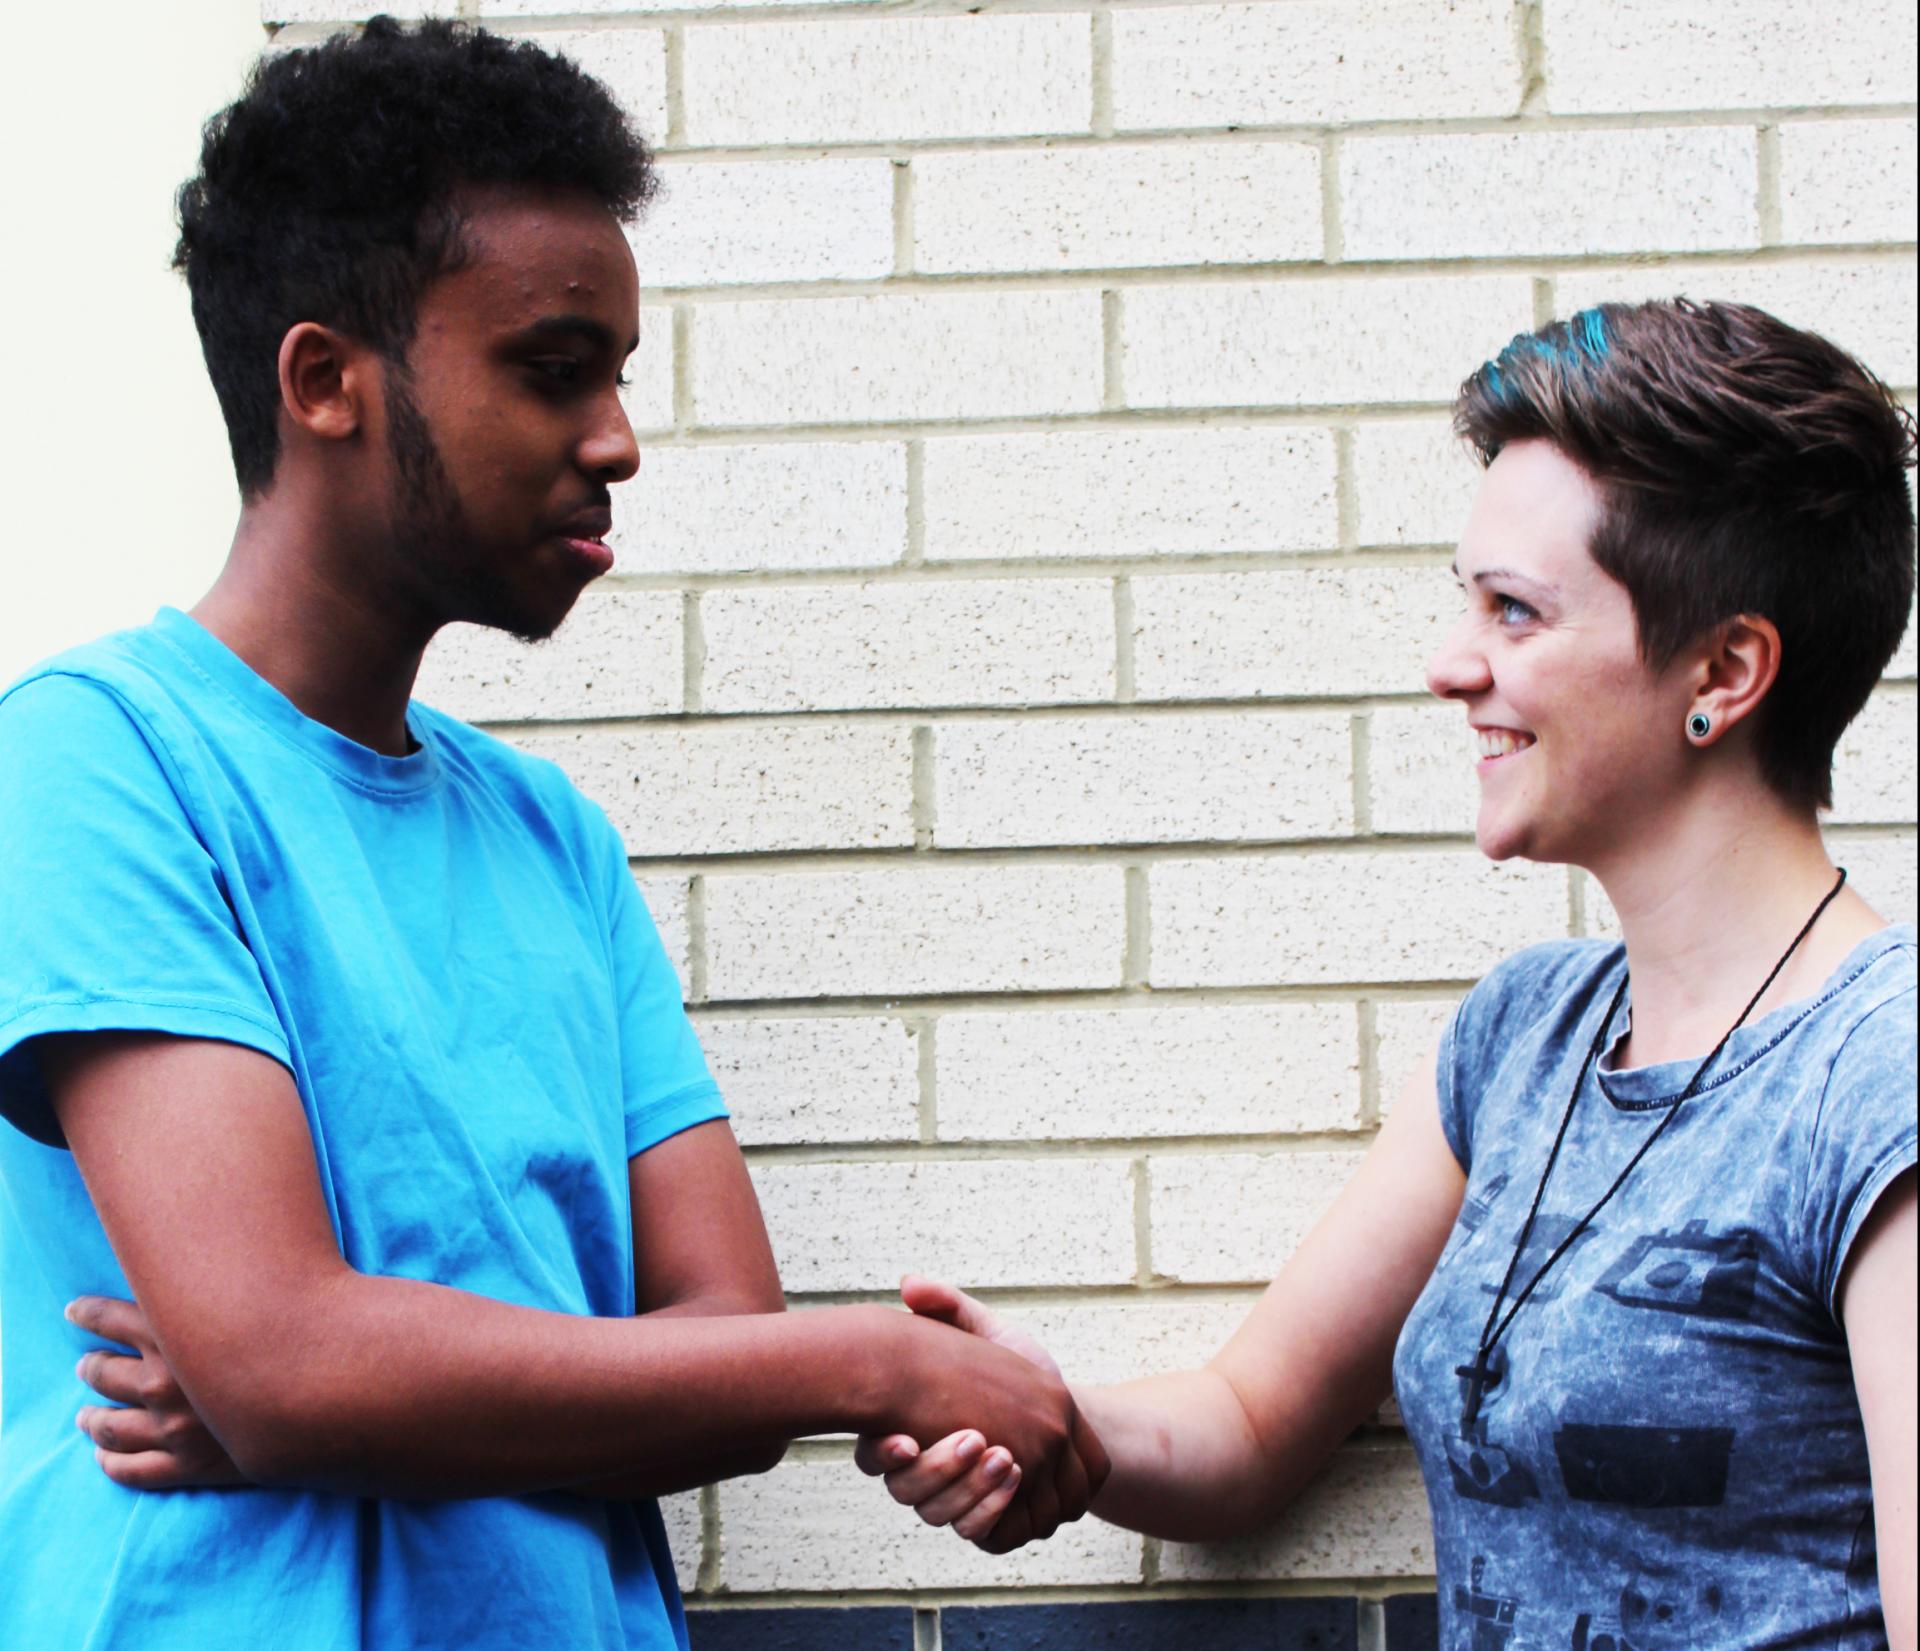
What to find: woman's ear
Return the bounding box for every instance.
[276,322,367,447]
[1683,613,1783,745]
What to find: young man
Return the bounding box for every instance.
[0,21,1102,1648]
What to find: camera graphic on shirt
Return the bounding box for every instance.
[1452,1557,1519,1651]
[1553,1422,1734,1509]
[1444,1430,1541,1508]
[1571,1566,1729,1651]
[1595,1220,1758,1322]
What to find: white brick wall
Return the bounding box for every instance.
[262,0,1919,1619]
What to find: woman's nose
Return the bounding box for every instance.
[1425,613,1491,700]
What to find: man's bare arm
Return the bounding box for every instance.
[47,1031,1104,1512]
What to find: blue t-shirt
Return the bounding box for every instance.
[0,607,727,1649]
[1394,929,1916,1650]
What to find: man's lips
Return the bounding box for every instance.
[550,506,613,543]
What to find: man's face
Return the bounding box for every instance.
[377,184,641,643]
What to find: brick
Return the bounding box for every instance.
[701,579,1114,714]
[491,0,824,13]
[635,874,693,994]
[266,0,450,18]
[1353,420,1484,549]
[921,427,1338,562]
[1828,829,1919,927]
[1004,1295,1256,1389]
[704,864,1128,1000]
[687,1609,913,1651]
[933,712,1354,848]
[1112,0,1518,130]
[693,1015,920,1146]
[752,1159,1136,1292]
[414,591,682,724]
[1544,0,1917,114]
[943,1599,1356,1651]
[716,1453,1142,1592]
[1149,850,1571,986]
[1832,691,1919,824]
[936,1002,1362,1140]
[1132,566,1456,702]
[683,15,1089,147]
[1385,1595,1441,1651]
[1368,702,1477,837]
[1371,999,1458,1117]
[1124,275,1536,410]
[617,442,907,576]
[512,723,913,857]
[639,158,894,288]
[1159,1443,1433,1579]
[1150,1149,1363,1282]
[1553,259,1918,387]
[628,306,675,433]
[1341,129,1758,261]
[1778,119,1920,247]
[661,1490,702,1594]
[513,27,667,142]
[691,291,1104,428]
[1890,598,1918,681]
[914,142,1321,275]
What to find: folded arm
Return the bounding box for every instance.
[48,1031,1103,1510]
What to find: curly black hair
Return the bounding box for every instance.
[175,16,657,496]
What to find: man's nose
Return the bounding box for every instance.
[581,392,640,484]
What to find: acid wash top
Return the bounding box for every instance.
[1393,927,1915,1651]
[0,607,726,1651]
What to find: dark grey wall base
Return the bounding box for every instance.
[687,1595,1440,1650]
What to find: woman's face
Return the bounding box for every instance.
[1425,439,1698,867]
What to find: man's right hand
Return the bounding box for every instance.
[859,1278,1093,1551]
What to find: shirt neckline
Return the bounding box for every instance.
[1594,921,1915,1112]
[149,606,444,799]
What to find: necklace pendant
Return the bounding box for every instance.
[1456,1345,1502,1435]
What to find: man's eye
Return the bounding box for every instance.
[615,372,632,391]
[530,358,582,384]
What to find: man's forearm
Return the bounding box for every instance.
[201,1275,895,1498]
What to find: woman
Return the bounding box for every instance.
[62,301,1918,1642]
[859,299,1917,1646]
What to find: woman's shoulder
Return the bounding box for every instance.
[1456,937,1623,1043]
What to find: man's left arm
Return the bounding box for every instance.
[571,1116,790,1499]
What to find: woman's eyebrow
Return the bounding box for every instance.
[1452,561,1560,601]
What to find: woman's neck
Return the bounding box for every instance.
[1589,786,1887,1069]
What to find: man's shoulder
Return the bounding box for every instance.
[0,621,182,754]
[411,703,617,852]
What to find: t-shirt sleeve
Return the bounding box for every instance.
[596,821,726,1157]
[0,673,290,1148]
[1433,999,1473,1171]
[1798,984,1918,1316]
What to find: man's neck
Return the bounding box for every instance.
[191,497,432,758]
[1590,781,1885,1068]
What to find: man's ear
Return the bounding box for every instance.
[276,322,369,447]
[1683,613,1782,745]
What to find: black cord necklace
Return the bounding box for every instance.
[1455,867,1849,1434]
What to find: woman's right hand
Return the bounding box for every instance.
[858,1277,1085,1550]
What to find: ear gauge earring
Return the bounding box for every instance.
[1688,712,1713,741]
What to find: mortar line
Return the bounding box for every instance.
[1333,424,1359,551]
[1101,289,1127,410]
[686,872,710,1003]
[903,439,927,564]
[1351,710,1374,836]
[1140,1537,1162,1585]
[914,1607,942,1651]
[670,304,695,430]
[1568,866,1590,938]
[1531,273,1556,327]
[680,589,706,713]
[915,1015,939,1143]
[1319,131,1344,263]
[1356,997,1381,1131]
[1123,863,1151,986]
[695,1485,721,1594]
[686,980,1471,1021]
[1517,0,1548,116]
[663,26,687,148]
[1131,1157,1154,1284]
[1357,1598,1388,1651]
[893,158,917,275]
[1112,576,1137,702]
[911,725,937,849]
[1090,11,1115,138]
[1756,123,1783,245]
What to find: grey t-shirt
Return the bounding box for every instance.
[1393,924,1916,1649]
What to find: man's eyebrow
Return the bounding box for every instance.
[514,314,638,354]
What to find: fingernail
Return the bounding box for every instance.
[956,1433,984,1463]
[64,1302,78,1324]
[983,1450,1011,1481]
[888,1441,915,1467]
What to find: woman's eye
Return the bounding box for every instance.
[1496,595,1537,627]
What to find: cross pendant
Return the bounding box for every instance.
[1455,1345,1501,1433]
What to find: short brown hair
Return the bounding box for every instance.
[1454,298,1915,809]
